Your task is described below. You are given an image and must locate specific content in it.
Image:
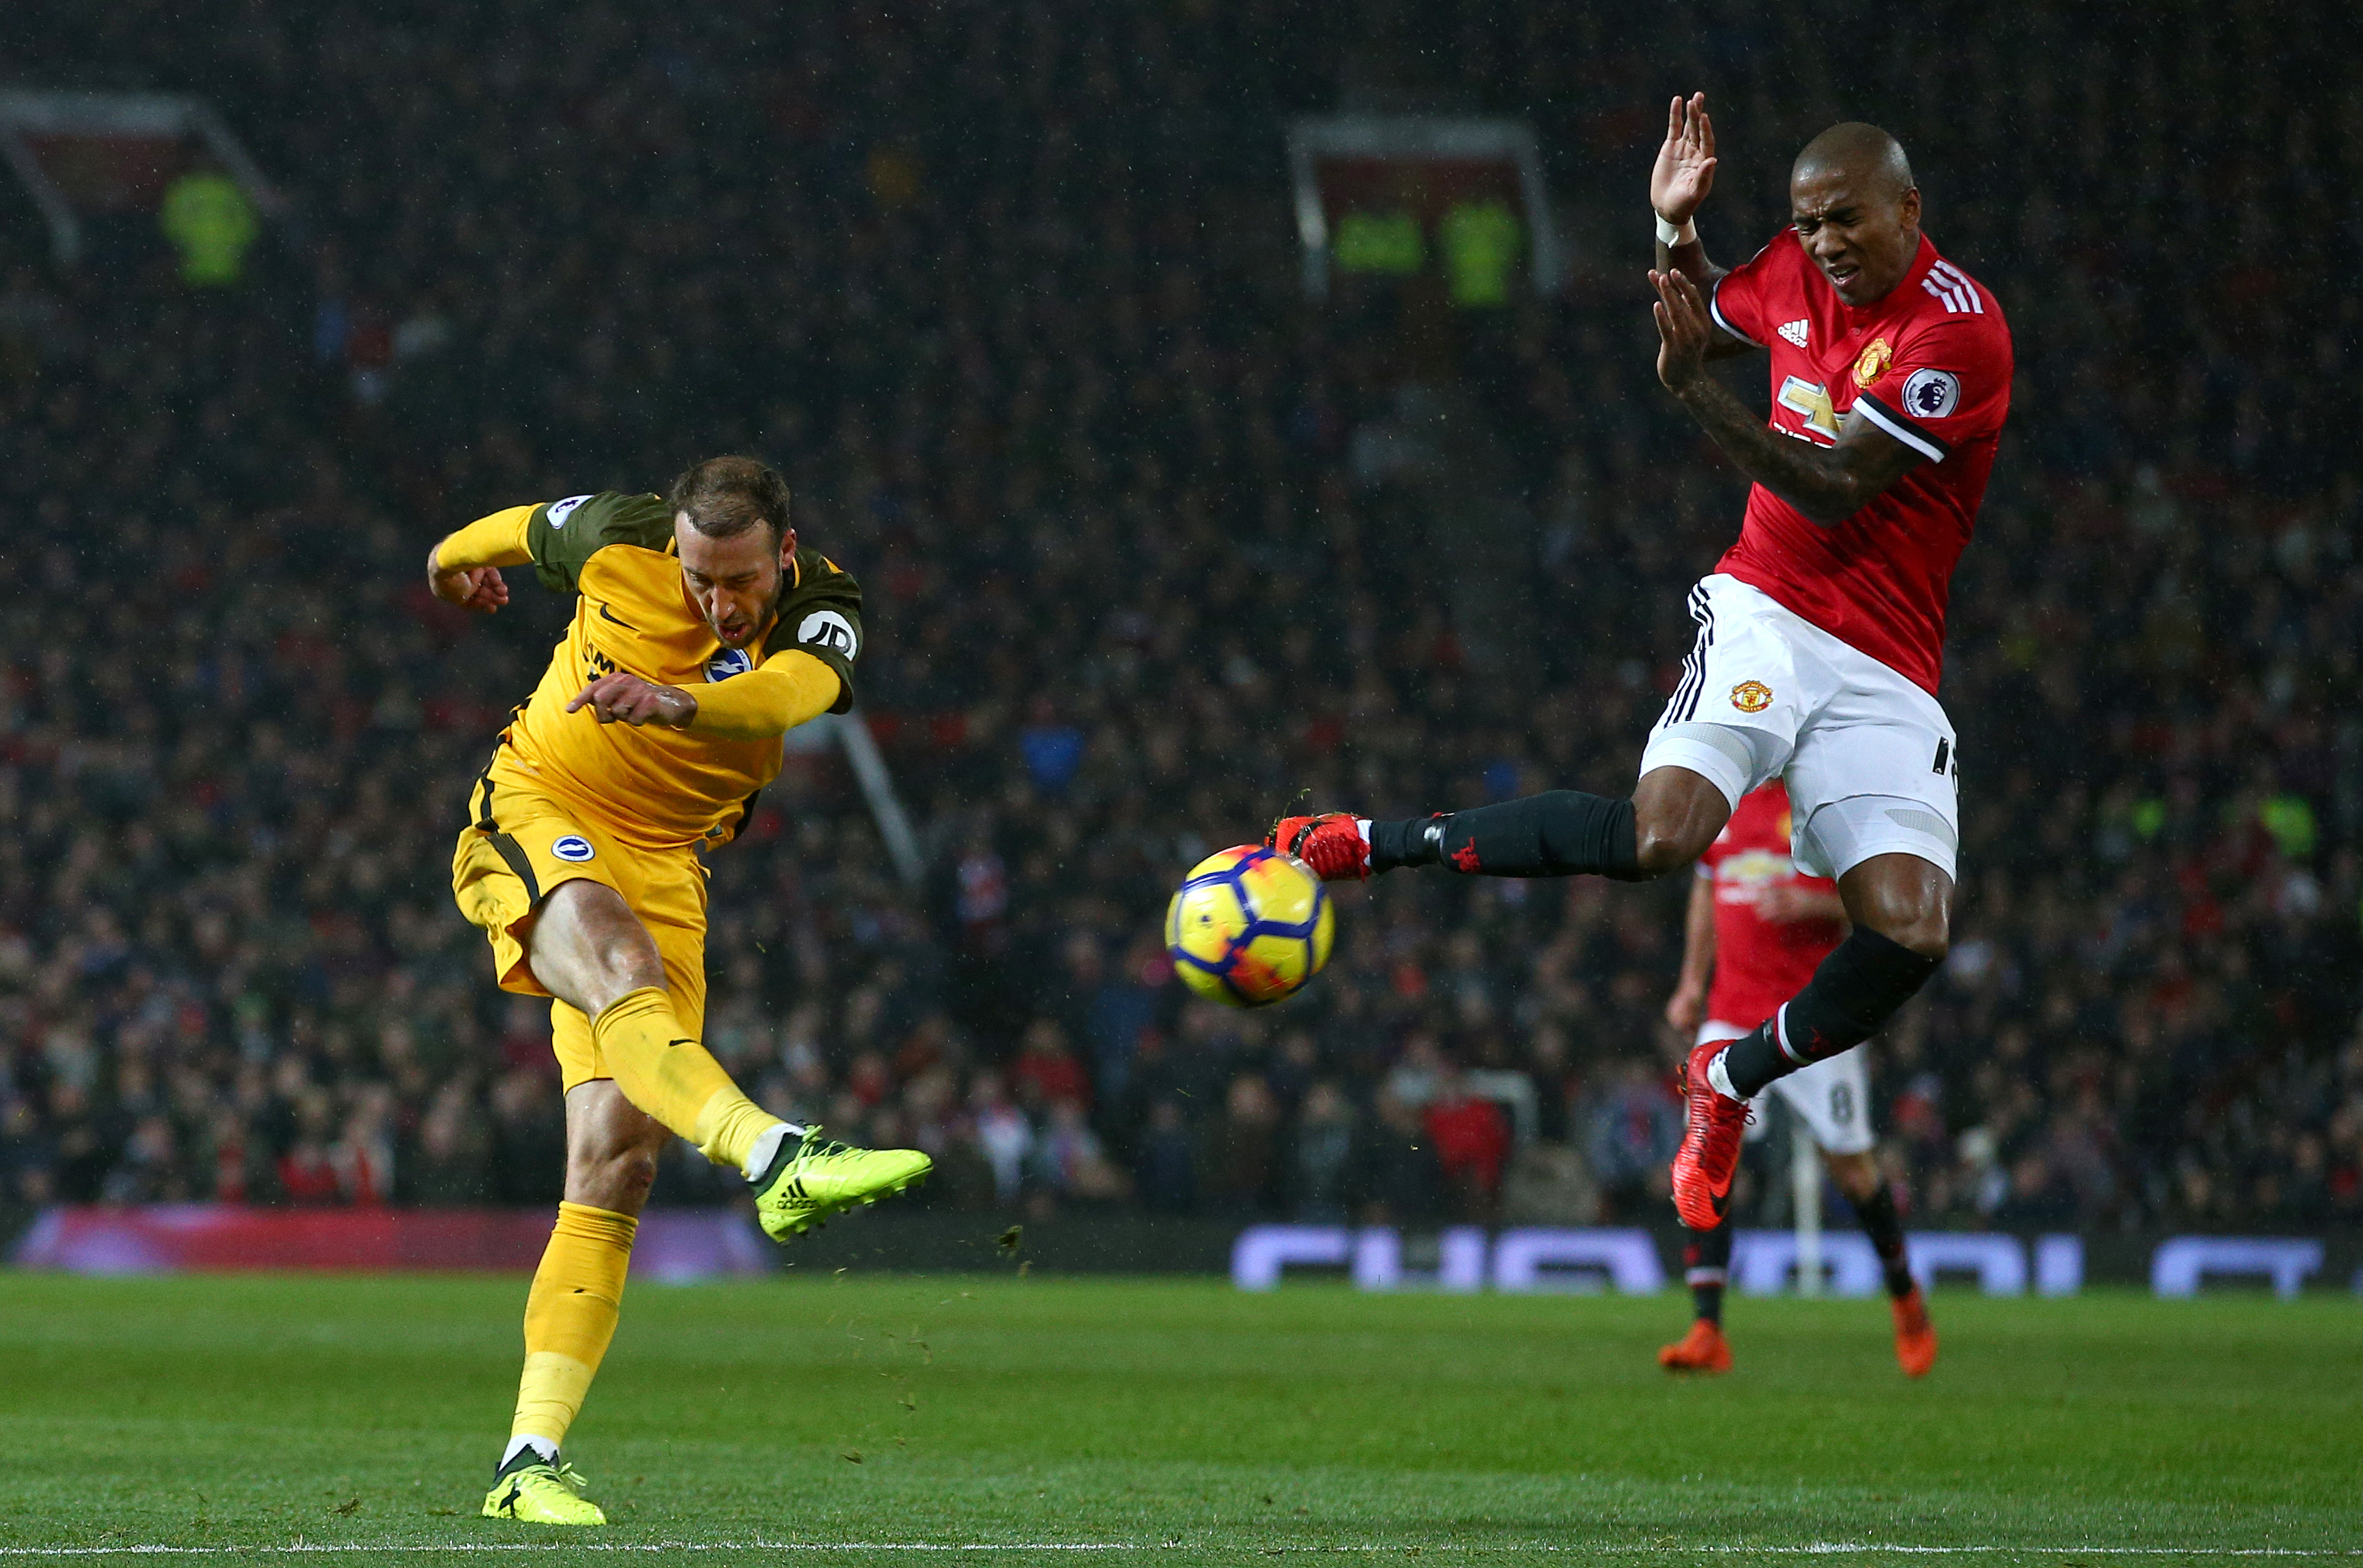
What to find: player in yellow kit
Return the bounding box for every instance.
[429,456,930,1526]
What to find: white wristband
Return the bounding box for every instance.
[1655,212,1697,248]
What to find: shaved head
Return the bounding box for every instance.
[1793,123,1915,199]
[1788,123,1923,305]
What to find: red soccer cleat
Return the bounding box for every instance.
[1657,1319,1733,1375]
[1892,1286,1938,1378]
[1266,812,1371,882]
[1670,1039,1751,1229]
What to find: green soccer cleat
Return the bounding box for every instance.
[751,1126,931,1242]
[482,1452,605,1526]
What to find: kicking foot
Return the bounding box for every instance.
[1657,1319,1733,1374]
[1265,813,1371,882]
[751,1126,932,1243]
[1892,1285,1938,1378]
[482,1450,605,1526]
[1670,1041,1750,1230]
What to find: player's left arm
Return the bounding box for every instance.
[1650,269,1924,525]
[567,558,864,736]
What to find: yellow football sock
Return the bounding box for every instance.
[589,987,782,1171]
[693,1091,791,1178]
[511,1202,637,1453]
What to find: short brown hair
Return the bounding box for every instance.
[668,455,791,540]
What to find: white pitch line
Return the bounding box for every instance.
[0,1545,2357,1559]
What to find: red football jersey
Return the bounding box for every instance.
[1707,231,2012,693]
[1699,782,1843,1032]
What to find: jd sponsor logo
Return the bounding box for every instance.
[550,835,596,862]
[546,494,592,529]
[796,609,859,659]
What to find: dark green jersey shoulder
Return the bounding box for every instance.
[526,492,672,594]
[764,550,865,715]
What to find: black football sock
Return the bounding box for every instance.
[1367,792,1640,879]
[1849,1180,1917,1300]
[1843,1176,1918,1294]
[1722,928,1941,1098]
[1683,1215,1734,1326]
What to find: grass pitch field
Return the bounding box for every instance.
[0,1271,2354,1563]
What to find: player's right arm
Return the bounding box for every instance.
[1664,866,1717,1034]
[426,505,533,614]
[1652,269,1928,523]
[429,491,676,615]
[1650,93,1752,362]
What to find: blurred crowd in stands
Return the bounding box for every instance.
[2,0,2359,1235]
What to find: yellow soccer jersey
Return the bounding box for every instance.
[476,491,862,850]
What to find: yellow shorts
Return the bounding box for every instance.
[451,787,708,1094]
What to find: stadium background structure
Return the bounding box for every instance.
[0,1,2358,1241]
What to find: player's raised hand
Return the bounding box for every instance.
[1650,268,1713,392]
[568,671,699,729]
[1650,92,1716,224]
[427,545,510,614]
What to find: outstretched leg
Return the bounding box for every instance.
[525,878,930,1244]
[1276,767,1736,883]
[526,879,787,1176]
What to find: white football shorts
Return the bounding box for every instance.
[1697,1018,1876,1157]
[1638,573,1959,881]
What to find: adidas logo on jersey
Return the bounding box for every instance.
[1778,319,1809,347]
[1921,259,1985,314]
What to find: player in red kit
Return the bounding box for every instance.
[1272,95,2010,1235]
[1656,782,1936,1378]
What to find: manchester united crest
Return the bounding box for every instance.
[1730,679,1775,713]
[1852,336,1893,387]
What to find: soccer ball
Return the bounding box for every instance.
[1164,845,1336,1008]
